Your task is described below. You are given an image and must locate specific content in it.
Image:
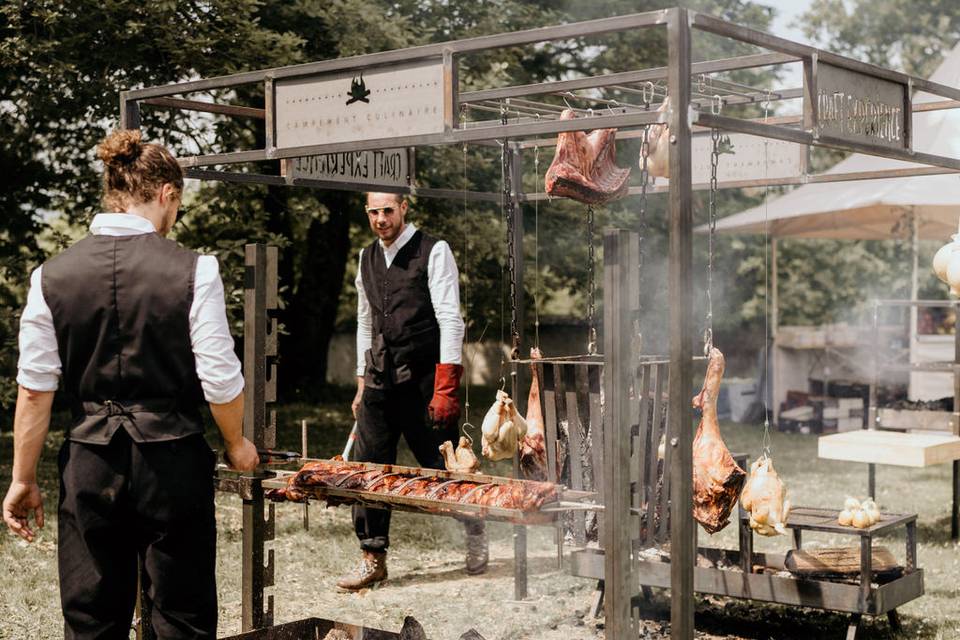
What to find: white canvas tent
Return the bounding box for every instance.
[710,44,960,410]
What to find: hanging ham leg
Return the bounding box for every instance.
[520,348,549,480]
[692,347,747,534]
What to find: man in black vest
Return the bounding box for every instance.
[337,191,487,591]
[2,130,258,639]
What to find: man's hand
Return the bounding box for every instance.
[428,363,463,428]
[3,480,44,542]
[225,437,259,472]
[352,377,365,420]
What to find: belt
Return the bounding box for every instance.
[81,398,182,418]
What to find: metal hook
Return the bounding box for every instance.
[702,327,713,357]
[561,94,574,111]
[697,74,706,94]
[642,81,656,107]
[712,94,724,115]
[498,376,507,392]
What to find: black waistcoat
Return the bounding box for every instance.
[41,233,206,444]
[360,229,440,386]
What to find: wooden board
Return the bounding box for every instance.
[877,409,958,434]
[785,546,899,578]
[818,429,960,467]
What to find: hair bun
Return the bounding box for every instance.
[98,129,143,167]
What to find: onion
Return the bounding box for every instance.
[844,497,861,511]
[838,509,854,526]
[852,509,870,529]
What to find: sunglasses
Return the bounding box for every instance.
[365,206,397,215]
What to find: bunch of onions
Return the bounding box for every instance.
[837,497,880,528]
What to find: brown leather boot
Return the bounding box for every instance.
[336,550,388,591]
[465,529,489,575]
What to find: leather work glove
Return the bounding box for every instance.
[428,363,463,428]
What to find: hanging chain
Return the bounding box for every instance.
[636,94,653,355]
[704,124,720,356]
[586,204,598,355]
[502,106,520,360]
[461,106,472,432]
[761,91,773,450]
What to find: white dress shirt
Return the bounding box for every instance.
[355,223,464,377]
[17,213,244,404]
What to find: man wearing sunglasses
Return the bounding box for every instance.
[337,191,487,590]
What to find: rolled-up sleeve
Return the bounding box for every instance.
[190,256,244,404]
[17,266,61,391]
[428,241,464,365]
[356,249,372,377]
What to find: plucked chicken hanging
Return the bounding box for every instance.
[519,348,549,480]
[741,454,791,536]
[692,347,747,534]
[481,390,528,461]
[643,97,671,180]
[440,436,481,474]
[544,110,630,205]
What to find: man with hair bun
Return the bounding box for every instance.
[2,129,258,639]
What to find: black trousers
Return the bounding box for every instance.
[58,429,217,639]
[353,371,484,551]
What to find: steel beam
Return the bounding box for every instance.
[241,244,278,632]
[141,97,265,119]
[120,94,140,130]
[667,7,695,640]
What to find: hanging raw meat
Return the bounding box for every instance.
[642,97,671,180]
[545,109,630,204]
[481,390,528,461]
[439,436,481,474]
[520,348,549,480]
[692,347,747,534]
[741,454,791,536]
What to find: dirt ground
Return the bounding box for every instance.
[3,395,960,639]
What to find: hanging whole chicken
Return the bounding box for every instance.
[544,110,630,204]
[439,436,481,474]
[932,230,960,295]
[692,347,747,534]
[481,390,528,461]
[741,454,791,536]
[641,96,671,180]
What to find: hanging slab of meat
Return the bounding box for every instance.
[741,454,791,536]
[266,458,557,512]
[520,348,549,480]
[481,389,528,461]
[440,436,481,473]
[544,109,630,205]
[642,97,671,180]
[692,347,747,534]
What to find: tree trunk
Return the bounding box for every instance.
[282,191,356,396]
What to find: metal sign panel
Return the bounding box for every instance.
[812,62,908,149]
[286,149,410,187]
[274,60,446,149]
[692,133,806,184]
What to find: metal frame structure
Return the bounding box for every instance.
[123,8,960,639]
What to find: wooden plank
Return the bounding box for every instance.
[655,364,672,545]
[741,506,916,537]
[587,365,605,543]
[876,408,957,433]
[785,546,899,577]
[542,364,560,483]
[565,364,587,545]
[818,430,960,467]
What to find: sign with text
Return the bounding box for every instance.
[692,133,806,184]
[812,62,908,149]
[275,60,446,149]
[286,149,410,187]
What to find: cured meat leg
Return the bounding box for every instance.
[545,110,630,204]
[692,347,747,534]
[520,348,549,480]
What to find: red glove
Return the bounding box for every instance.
[428,363,463,428]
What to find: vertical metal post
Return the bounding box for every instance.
[508,143,529,600]
[242,244,278,631]
[264,79,277,159]
[120,93,141,130]
[667,8,695,640]
[602,229,639,639]
[953,305,960,539]
[443,49,459,134]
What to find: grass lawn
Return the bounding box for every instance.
[2,386,960,639]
